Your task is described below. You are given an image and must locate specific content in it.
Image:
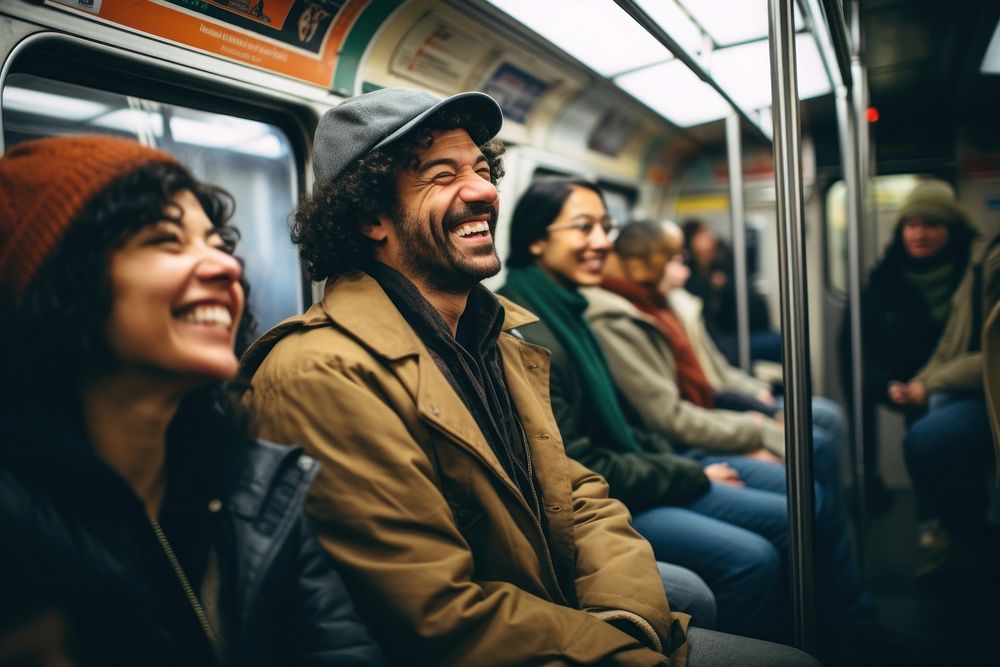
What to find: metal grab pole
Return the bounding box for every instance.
[726,112,752,373]
[836,84,868,546]
[768,0,817,653]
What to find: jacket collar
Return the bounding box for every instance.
[318,272,538,361]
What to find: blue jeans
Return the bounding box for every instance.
[634,493,782,639]
[677,454,875,633]
[903,393,994,540]
[656,561,717,630]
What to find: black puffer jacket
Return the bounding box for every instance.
[0,420,384,667]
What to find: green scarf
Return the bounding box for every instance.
[902,261,957,327]
[501,266,641,453]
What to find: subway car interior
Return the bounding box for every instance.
[1,0,999,664]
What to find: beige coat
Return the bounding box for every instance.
[982,299,1000,486]
[241,273,686,667]
[583,286,785,457]
[667,288,771,396]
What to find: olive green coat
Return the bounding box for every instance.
[241,272,686,667]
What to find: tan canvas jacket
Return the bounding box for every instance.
[241,272,686,667]
[583,286,785,457]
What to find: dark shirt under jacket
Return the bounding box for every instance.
[364,263,539,518]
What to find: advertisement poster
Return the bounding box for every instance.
[480,62,548,125]
[389,13,489,93]
[587,109,636,158]
[49,0,370,87]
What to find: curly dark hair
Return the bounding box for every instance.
[0,161,253,540]
[293,107,505,282]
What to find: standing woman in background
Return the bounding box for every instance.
[0,136,383,667]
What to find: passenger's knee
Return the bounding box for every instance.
[657,562,718,630]
[685,627,823,666]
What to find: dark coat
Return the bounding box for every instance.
[0,419,383,667]
[513,316,710,513]
[855,256,950,405]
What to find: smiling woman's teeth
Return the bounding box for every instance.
[454,221,490,237]
[178,305,232,328]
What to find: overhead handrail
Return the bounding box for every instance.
[611,0,769,141]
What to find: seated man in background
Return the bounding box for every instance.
[242,86,770,666]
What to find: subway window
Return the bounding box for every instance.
[2,73,303,334]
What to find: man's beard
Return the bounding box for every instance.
[395,203,501,295]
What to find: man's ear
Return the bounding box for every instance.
[361,214,391,242]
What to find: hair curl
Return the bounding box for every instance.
[293,107,505,282]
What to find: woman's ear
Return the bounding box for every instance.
[529,238,546,258]
[361,215,391,242]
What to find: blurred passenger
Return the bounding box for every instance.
[571,212,874,660]
[681,219,781,363]
[843,180,977,513]
[891,213,1000,578]
[242,87,707,666]
[662,244,776,415]
[498,176,835,664]
[0,136,383,667]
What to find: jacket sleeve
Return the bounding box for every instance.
[914,266,983,393]
[563,454,690,661]
[589,315,783,456]
[546,352,710,509]
[248,364,668,667]
[290,512,387,666]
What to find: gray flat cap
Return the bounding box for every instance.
[313,87,503,183]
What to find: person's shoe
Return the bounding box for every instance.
[913,519,951,579]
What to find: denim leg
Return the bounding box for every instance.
[902,396,994,539]
[633,504,780,638]
[772,396,845,498]
[682,463,876,625]
[656,561,718,630]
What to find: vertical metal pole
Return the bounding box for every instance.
[836,84,869,545]
[768,0,817,653]
[726,112,752,373]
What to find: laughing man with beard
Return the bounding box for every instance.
[240,87,816,666]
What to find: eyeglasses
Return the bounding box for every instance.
[546,215,619,238]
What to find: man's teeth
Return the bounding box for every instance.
[454,221,490,237]
[178,305,232,328]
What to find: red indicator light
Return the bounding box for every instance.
[866,106,880,123]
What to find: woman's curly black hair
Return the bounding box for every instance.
[1,161,254,540]
[293,107,505,282]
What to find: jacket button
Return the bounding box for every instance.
[207,499,223,513]
[298,455,314,471]
[546,505,562,513]
[528,362,540,370]
[430,404,441,416]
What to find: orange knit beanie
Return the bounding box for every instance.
[0,135,178,302]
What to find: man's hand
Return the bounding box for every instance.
[888,379,928,406]
[744,448,783,464]
[704,462,744,487]
[905,380,927,406]
[888,381,908,405]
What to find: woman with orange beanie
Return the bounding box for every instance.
[0,135,383,666]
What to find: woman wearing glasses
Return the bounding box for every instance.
[498,178,826,663]
[0,136,383,666]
